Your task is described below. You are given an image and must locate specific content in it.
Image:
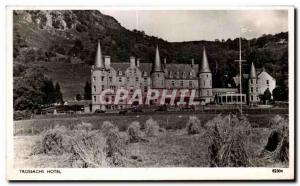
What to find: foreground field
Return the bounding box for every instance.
[14,113,288,168]
[14,128,272,168]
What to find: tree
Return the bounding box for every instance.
[84,81,91,100]
[76,94,82,101]
[55,82,63,103]
[273,86,288,101]
[259,88,272,104]
[13,65,65,111]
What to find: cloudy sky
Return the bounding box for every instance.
[101,10,288,42]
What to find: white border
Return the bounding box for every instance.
[6,6,295,180]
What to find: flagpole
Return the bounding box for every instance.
[239,37,242,114]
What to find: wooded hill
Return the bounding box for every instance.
[13,10,289,101]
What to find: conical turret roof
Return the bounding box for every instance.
[200,46,211,73]
[153,45,162,72]
[95,40,104,68]
[250,62,257,79]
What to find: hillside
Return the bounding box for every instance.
[13,10,289,100]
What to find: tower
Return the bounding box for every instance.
[151,46,165,89]
[91,40,107,112]
[198,46,213,103]
[248,62,259,105]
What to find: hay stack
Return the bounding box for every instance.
[32,125,72,155]
[101,121,117,135]
[186,116,201,135]
[207,125,222,167]
[76,122,93,131]
[68,131,107,168]
[205,114,252,167]
[127,121,148,143]
[218,133,251,167]
[272,136,289,163]
[263,116,289,163]
[100,121,126,166]
[145,118,160,137]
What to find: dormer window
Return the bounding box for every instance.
[118,71,122,75]
[182,72,186,79]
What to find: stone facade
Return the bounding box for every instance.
[91,40,213,111]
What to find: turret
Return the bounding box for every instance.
[199,46,211,73]
[248,62,259,105]
[95,40,104,69]
[151,46,165,89]
[198,46,213,103]
[91,40,107,112]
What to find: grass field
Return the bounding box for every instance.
[13,113,288,168]
[14,112,281,135]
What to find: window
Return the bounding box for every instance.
[93,76,96,81]
[251,80,253,84]
[144,77,147,81]
[251,87,253,92]
[172,81,175,86]
[102,85,105,91]
[266,80,269,85]
[207,75,208,78]
[101,76,104,81]
[180,81,183,87]
[93,96,96,102]
[109,77,112,82]
[251,96,253,101]
[134,69,137,74]
[204,81,205,86]
[93,85,96,92]
[207,90,209,96]
[144,86,148,92]
[136,77,139,82]
[157,74,160,77]
[189,81,192,87]
[119,77,122,82]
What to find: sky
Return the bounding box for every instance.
[101,10,288,42]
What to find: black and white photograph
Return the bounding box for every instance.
[6,6,295,180]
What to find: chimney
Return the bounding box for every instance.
[104,56,111,68]
[136,58,140,67]
[191,58,194,67]
[130,56,135,68]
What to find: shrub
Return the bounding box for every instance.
[186,116,201,135]
[145,118,160,137]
